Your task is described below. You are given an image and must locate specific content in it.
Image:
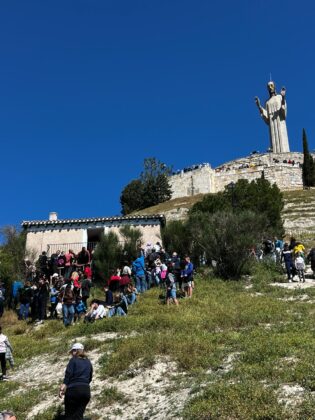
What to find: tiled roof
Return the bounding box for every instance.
[22,214,165,227]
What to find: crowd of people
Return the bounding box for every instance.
[0,242,194,396]
[253,236,315,283]
[0,243,195,329]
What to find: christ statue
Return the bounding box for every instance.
[255,81,290,153]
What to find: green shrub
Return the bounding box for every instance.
[183,380,286,419]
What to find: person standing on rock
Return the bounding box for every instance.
[59,342,93,419]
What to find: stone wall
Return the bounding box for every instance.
[170,164,215,199]
[264,166,303,190]
[169,152,306,199]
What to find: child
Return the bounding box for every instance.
[50,282,59,319]
[74,296,87,322]
[125,283,137,305]
[165,268,179,306]
[295,253,306,283]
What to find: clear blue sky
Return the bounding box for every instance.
[1,0,314,226]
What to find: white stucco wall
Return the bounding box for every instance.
[26,228,86,256]
[25,219,163,258]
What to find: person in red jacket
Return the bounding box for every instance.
[108,269,121,292]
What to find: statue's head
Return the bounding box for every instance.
[267,81,276,95]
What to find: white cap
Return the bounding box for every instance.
[70,342,84,352]
[52,273,59,278]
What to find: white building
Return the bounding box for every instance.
[22,212,165,258]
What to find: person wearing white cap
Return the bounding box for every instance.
[59,342,93,419]
[0,411,16,420]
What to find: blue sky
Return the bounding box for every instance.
[1,0,314,225]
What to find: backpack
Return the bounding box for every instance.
[58,257,65,267]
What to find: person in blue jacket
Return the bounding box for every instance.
[10,281,23,310]
[132,254,146,293]
[181,256,194,298]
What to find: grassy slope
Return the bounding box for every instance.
[133,189,315,222]
[3,268,315,418]
[130,194,205,216]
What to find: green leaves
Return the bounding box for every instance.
[120,158,172,214]
[302,128,315,187]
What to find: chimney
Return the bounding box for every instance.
[49,212,58,221]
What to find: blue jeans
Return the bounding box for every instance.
[19,303,30,320]
[127,293,136,305]
[146,272,152,290]
[62,304,75,326]
[153,273,160,286]
[116,307,126,316]
[136,275,146,293]
[108,307,127,317]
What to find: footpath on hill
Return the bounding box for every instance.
[3,271,315,419]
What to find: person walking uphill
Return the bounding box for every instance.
[59,342,93,420]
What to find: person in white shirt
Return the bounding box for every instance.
[84,301,107,323]
[0,326,12,380]
[92,302,106,320]
[295,253,306,283]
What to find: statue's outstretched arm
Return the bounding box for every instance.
[280,87,287,119]
[255,96,269,125]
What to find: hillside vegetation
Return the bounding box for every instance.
[3,268,315,419]
[134,189,315,242]
[282,189,315,243]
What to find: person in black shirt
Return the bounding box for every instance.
[37,278,49,324]
[59,342,93,419]
[38,251,49,277]
[77,247,90,268]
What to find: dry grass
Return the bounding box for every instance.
[1,309,22,329]
[130,194,205,216]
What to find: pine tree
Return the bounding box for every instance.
[302,128,315,187]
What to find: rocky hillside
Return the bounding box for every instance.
[282,189,315,235]
[4,276,315,419]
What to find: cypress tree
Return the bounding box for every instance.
[302,128,314,187]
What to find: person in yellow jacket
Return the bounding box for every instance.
[293,243,305,258]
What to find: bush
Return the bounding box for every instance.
[161,220,191,258]
[190,178,284,236]
[188,211,270,279]
[120,225,143,262]
[93,232,123,281]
